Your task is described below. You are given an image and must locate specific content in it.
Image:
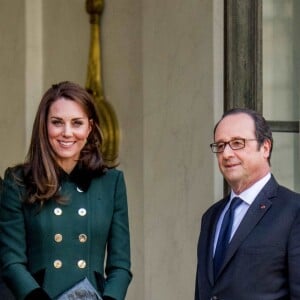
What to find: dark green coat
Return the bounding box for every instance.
[0,167,132,300]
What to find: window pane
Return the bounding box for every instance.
[271,132,300,192]
[263,0,299,121]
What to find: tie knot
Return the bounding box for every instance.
[229,197,243,211]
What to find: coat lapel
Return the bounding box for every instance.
[215,176,278,280]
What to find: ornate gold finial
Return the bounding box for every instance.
[85,0,120,166]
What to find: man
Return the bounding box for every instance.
[195,108,300,300]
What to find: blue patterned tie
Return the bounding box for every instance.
[214,197,243,277]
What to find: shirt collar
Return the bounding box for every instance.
[231,173,271,206]
[59,163,101,192]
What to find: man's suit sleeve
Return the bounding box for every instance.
[194,263,200,300]
[288,208,300,299]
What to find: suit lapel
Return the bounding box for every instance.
[215,176,278,280]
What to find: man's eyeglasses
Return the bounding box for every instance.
[210,138,257,153]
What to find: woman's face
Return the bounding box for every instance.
[47,97,92,173]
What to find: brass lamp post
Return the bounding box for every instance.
[85,0,120,167]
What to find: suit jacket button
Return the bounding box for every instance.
[53,260,62,268]
[77,260,87,269]
[78,208,87,216]
[79,234,87,243]
[54,233,63,243]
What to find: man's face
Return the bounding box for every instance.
[214,113,271,194]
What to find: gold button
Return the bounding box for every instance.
[78,234,87,243]
[77,260,86,269]
[53,260,62,268]
[54,233,63,243]
[78,208,87,216]
[54,208,62,216]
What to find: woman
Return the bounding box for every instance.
[0,81,132,300]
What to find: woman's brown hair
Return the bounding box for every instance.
[23,81,106,204]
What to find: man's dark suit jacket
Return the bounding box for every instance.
[195,175,300,300]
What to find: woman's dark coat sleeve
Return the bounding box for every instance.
[0,168,43,299]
